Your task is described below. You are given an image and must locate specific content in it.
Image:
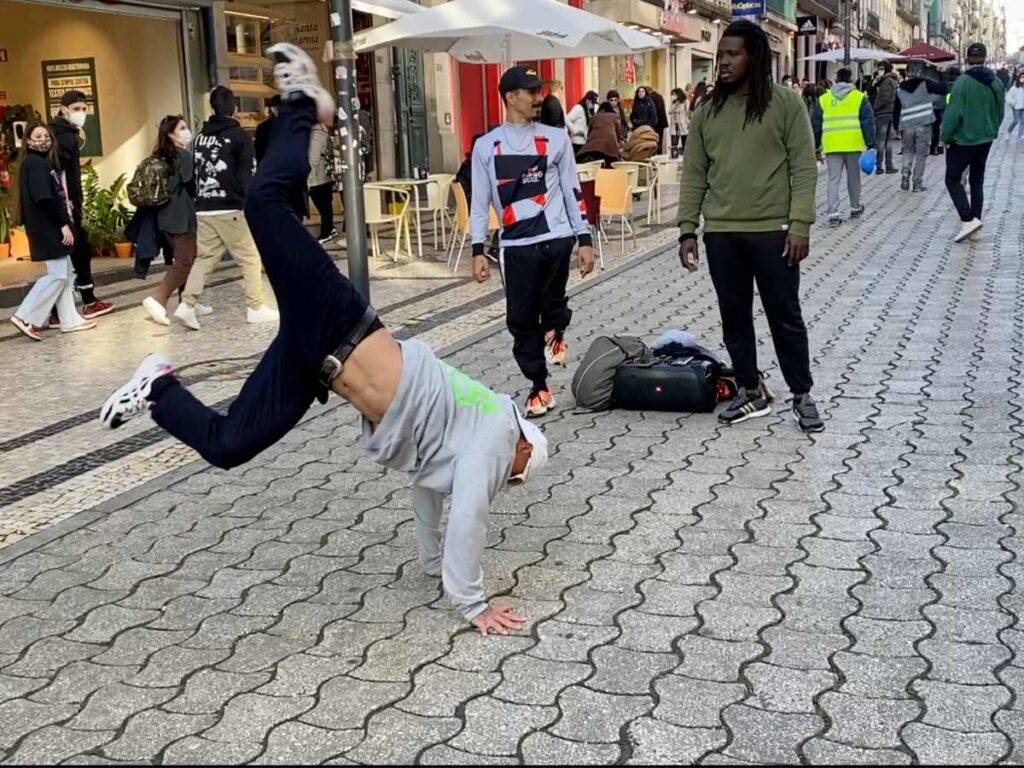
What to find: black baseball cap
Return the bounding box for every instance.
[499,65,543,97]
[60,90,88,107]
[966,42,987,59]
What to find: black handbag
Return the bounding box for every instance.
[612,355,721,413]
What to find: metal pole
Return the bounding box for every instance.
[329,0,371,300]
[843,0,852,66]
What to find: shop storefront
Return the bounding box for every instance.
[0,0,209,189]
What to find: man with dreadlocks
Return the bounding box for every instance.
[677,19,824,433]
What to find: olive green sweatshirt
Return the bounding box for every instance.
[678,84,818,238]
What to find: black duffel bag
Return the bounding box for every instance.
[612,355,722,413]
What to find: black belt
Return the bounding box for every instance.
[318,305,379,389]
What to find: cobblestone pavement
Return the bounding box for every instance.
[0,138,1022,764]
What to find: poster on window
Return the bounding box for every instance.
[731,0,766,17]
[41,58,102,156]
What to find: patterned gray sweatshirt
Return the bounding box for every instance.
[470,122,593,256]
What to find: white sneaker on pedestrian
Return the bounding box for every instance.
[173,302,201,331]
[194,302,214,317]
[247,306,280,324]
[266,43,335,123]
[954,218,983,243]
[142,297,170,326]
[99,353,174,429]
[60,321,97,334]
[828,214,842,227]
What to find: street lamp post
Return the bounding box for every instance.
[329,0,371,301]
[843,0,852,65]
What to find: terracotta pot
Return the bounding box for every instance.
[114,241,133,260]
[0,243,9,260]
[10,227,30,260]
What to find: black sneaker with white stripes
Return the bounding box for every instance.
[791,393,825,433]
[718,385,772,425]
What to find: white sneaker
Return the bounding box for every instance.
[266,42,336,123]
[173,303,201,331]
[954,218,983,243]
[247,306,280,324]
[142,297,170,326]
[60,321,97,334]
[99,353,174,430]
[194,303,214,317]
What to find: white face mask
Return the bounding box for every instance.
[68,111,87,129]
[177,129,193,145]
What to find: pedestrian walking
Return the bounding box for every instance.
[539,80,566,130]
[929,72,947,156]
[670,87,689,153]
[607,90,631,138]
[1006,72,1024,139]
[677,19,823,433]
[812,68,875,225]
[942,42,1005,243]
[566,91,599,155]
[254,96,280,167]
[141,115,199,326]
[893,61,946,192]
[630,87,659,134]
[50,90,114,320]
[650,89,671,153]
[175,86,279,330]
[872,62,900,175]
[9,121,95,340]
[469,65,596,418]
[308,121,337,243]
[101,44,548,636]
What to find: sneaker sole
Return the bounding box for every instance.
[718,405,772,425]
[83,305,115,319]
[61,323,97,334]
[954,223,982,243]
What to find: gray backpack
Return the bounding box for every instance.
[571,335,651,411]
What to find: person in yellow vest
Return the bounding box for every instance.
[811,68,876,226]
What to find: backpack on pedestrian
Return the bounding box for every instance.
[127,156,172,208]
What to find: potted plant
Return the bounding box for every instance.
[0,206,9,260]
[81,165,132,258]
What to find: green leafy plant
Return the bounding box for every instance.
[81,164,131,254]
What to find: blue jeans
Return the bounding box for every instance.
[1008,109,1024,137]
[151,102,378,468]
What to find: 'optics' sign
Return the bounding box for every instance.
[732,0,766,16]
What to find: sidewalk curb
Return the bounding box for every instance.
[0,234,675,566]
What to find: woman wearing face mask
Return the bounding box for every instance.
[630,87,659,132]
[9,122,95,340]
[141,115,197,326]
[1006,74,1024,140]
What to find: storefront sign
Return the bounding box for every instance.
[41,58,102,157]
[731,0,766,16]
[796,16,817,35]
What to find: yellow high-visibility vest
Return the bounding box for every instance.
[819,89,866,154]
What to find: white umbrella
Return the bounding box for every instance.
[353,0,664,62]
[800,47,904,63]
[351,0,424,20]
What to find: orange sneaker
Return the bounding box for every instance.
[545,332,568,367]
[525,388,556,418]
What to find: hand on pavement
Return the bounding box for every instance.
[471,604,527,637]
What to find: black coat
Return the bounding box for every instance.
[540,95,566,129]
[19,151,72,262]
[50,117,83,226]
[157,149,196,235]
[630,97,659,130]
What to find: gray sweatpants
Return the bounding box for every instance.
[901,125,931,187]
[826,152,862,217]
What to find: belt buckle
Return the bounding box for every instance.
[319,354,343,388]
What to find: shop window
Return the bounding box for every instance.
[226,14,269,56]
[229,64,263,83]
